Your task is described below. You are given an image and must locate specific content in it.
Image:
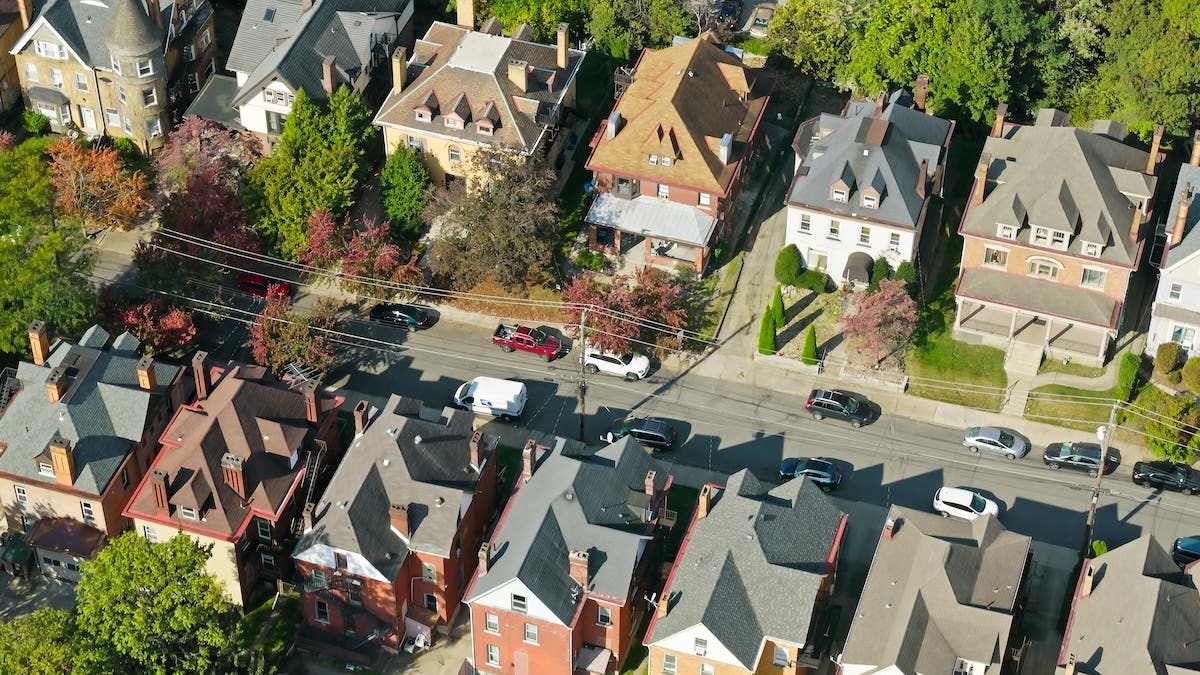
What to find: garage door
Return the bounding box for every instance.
[39,554,81,582]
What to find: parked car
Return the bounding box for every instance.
[962,426,1029,459]
[1131,461,1200,494]
[369,303,429,329]
[452,377,528,422]
[601,416,677,451]
[749,3,774,36]
[582,347,650,381]
[1042,442,1118,477]
[1172,536,1200,568]
[933,487,999,521]
[492,324,567,361]
[805,389,872,427]
[237,272,291,301]
[778,457,842,492]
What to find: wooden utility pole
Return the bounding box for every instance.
[1081,402,1119,557]
[577,308,588,442]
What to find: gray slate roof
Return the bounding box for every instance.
[293,395,491,580]
[840,507,1031,674]
[787,93,952,231]
[0,326,181,495]
[466,435,666,624]
[646,471,846,669]
[106,0,161,56]
[1060,535,1200,675]
[963,116,1157,268]
[1164,163,1200,270]
[225,0,309,75]
[28,0,162,68]
[958,266,1119,328]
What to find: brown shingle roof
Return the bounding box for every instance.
[27,517,107,559]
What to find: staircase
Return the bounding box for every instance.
[291,440,328,536]
[1002,341,1044,416]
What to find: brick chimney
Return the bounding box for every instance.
[605,111,622,140]
[45,366,68,403]
[1191,129,1200,167]
[914,74,929,112]
[469,430,484,468]
[456,0,474,29]
[916,158,928,199]
[389,503,409,538]
[507,59,528,93]
[1129,199,1145,244]
[302,502,316,530]
[883,517,898,540]
[322,55,337,96]
[568,550,589,588]
[521,439,537,483]
[1146,124,1164,175]
[656,593,669,619]
[1172,184,1193,248]
[644,470,656,497]
[136,356,156,391]
[971,154,991,206]
[556,23,569,70]
[28,320,49,366]
[144,0,163,29]
[1063,653,1077,675]
[352,400,369,435]
[192,351,211,400]
[150,469,170,515]
[303,380,320,424]
[696,484,713,519]
[48,435,75,487]
[990,103,1008,138]
[1080,561,1096,598]
[16,0,31,30]
[221,453,246,500]
[478,542,490,573]
[391,46,407,93]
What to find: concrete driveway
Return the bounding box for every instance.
[0,572,77,620]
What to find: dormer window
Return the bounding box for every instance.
[648,154,658,166]
[180,506,197,520]
[476,120,494,135]
[831,189,847,203]
[1083,242,1101,257]
[415,108,431,123]
[861,194,877,209]
[1032,227,1050,244]
[445,116,463,129]
[1051,230,1067,248]
[38,462,54,477]
[661,156,672,167]
[998,225,1016,239]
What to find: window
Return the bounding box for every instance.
[20,515,34,532]
[831,189,847,203]
[117,86,126,104]
[35,40,67,59]
[422,562,437,581]
[1027,258,1061,280]
[858,226,871,246]
[648,154,658,166]
[447,146,461,163]
[334,551,347,569]
[661,156,672,167]
[180,506,197,520]
[983,247,1008,268]
[828,220,840,240]
[862,194,877,208]
[1170,283,1183,301]
[136,59,154,76]
[315,600,330,623]
[694,638,707,656]
[104,108,119,126]
[110,56,121,74]
[523,622,538,643]
[486,644,500,667]
[799,213,811,233]
[256,519,271,540]
[1051,230,1067,248]
[266,111,287,134]
[773,646,788,667]
[889,232,901,252]
[444,116,463,129]
[183,45,195,62]
[147,118,162,137]
[199,29,212,50]
[415,109,431,122]
[597,606,612,626]
[142,525,158,542]
[73,73,88,92]
[998,225,1015,239]
[348,582,362,605]
[1172,325,1197,349]
[476,121,494,135]
[67,562,79,572]
[142,88,157,106]
[261,553,275,567]
[511,594,527,613]
[1084,242,1100,257]
[809,250,828,271]
[24,63,37,82]
[657,183,670,199]
[38,462,54,477]
[406,136,424,153]
[700,665,714,675]
[698,193,711,207]
[484,612,500,634]
[35,102,59,123]
[1033,227,1050,244]
[662,654,677,674]
[50,68,63,87]
[1081,268,1106,289]
[120,467,130,489]
[312,569,327,585]
[14,485,27,503]
[187,74,200,92]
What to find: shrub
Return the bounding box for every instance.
[757,306,776,355]
[1116,352,1140,402]
[774,244,803,286]
[868,258,892,293]
[1184,357,1200,394]
[1155,342,1183,373]
[0,131,15,151]
[22,111,49,136]
[112,137,141,160]
[801,325,818,365]
[1091,540,1108,557]
[796,269,829,293]
[894,260,920,300]
[1169,370,1183,384]
[770,284,785,326]
[574,249,606,272]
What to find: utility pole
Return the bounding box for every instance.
[577,308,588,442]
[1081,401,1119,557]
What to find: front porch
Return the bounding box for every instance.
[954,301,1111,365]
[585,193,715,273]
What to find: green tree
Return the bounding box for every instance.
[757,306,776,355]
[481,0,588,40]
[380,145,431,240]
[75,533,240,675]
[1143,394,1196,463]
[0,608,76,674]
[868,257,892,292]
[586,0,691,59]
[1155,342,1183,374]
[646,0,692,46]
[775,244,803,286]
[893,260,920,300]
[801,324,819,365]
[0,228,96,356]
[1183,357,1200,394]
[770,283,785,326]
[0,136,55,234]
[767,0,850,80]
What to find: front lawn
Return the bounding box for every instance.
[1024,384,1119,431]
[1038,358,1107,379]
[906,332,1007,411]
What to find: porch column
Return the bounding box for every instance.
[1008,309,1017,340]
[694,248,704,273]
[954,298,964,329]
[1098,332,1109,362]
[1043,316,1054,351]
[587,223,598,249]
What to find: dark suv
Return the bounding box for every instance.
[1173,536,1200,568]
[1043,442,1118,477]
[1132,461,1200,494]
[805,389,872,427]
[601,416,677,451]
[778,457,842,492]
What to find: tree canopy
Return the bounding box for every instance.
[563,266,689,355]
[249,296,339,375]
[841,278,917,366]
[0,608,75,675]
[47,138,150,230]
[0,227,96,355]
[379,145,431,240]
[766,0,850,80]
[0,136,55,233]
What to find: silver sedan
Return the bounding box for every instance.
[961,426,1030,460]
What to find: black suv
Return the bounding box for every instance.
[369,303,429,329]
[1173,537,1200,568]
[601,416,677,451]
[1043,442,1118,477]
[1132,461,1200,494]
[778,457,842,492]
[805,389,872,427]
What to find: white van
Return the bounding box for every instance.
[453,377,528,421]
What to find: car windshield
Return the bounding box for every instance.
[619,354,635,365]
[970,493,986,512]
[753,14,769,25]
[529,329,547,345]
[843,397,859,413]
[998,431,1015,447]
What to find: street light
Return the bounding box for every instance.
[1081,402,1119,557]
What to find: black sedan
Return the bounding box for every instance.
[1042,442,1118,477]
[1132,460,1200,495]
[369,303,429,329]
[778,457,842,492]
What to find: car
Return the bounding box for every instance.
[1131,460,1200,494]
[1042,442,1118,477]
[778,457,842,492]
[962,426,1029,460]
[369,302,429,329]
[1172,536,1200,569]
[601,416,677,451]
[237,272,291,301]
[749,3,774,37]
[933,487,999,521]
[805,389,872,427]
[582,347,650,381]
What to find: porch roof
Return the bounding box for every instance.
[957,267,1119,329]
[586,193,716,248]
[1154,302,1200,327]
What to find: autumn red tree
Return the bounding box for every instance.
[47,139,149,230]
[249,296,338,375]
[300,212,421,297]
[563,266,689,355]
[840,278,918,366]
[155,116,262,198]
[99,290,197,356]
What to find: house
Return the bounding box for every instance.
[10,0,217,149]
[954,108,1161,366]
[1056,535,1200,674]
[1146,131,1200,358]
[0,322,185,539]
[645,470,848,675]
[0,0,26,114]
[291,395,499,661]
[123,354,344,607]
[27,516,106,581]
[465,436,674,675]
[784,80,953,288]
[837,507,1032,675]
[189,0,413,149]
[373,0,584,187]
[583,34,773,273]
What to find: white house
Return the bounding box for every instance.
[1147,135,1200,357]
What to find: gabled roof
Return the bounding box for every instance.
[0,326,181,495]
[226,0,309,75]
[585,34,773,194]
[1163,164,1200,271]
[840,507,1031,673]
[646,471,846,669]
[14,0,163,68]
[374,22,585,154]
[466,436,667,625]
[293,395,493,581]
[1059,535,1200,675]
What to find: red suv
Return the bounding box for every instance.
[236,272,291,301]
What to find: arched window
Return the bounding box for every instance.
[1026,256,1063,280]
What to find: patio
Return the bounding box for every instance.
[955,302,1110,364]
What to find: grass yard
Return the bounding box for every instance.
[906,332,1008,411]
[1024,384,1119,432]
[240,595,301,666]
[1038,358,1107,379]
[696,253,744,343]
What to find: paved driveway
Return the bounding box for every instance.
[0,572,77,620]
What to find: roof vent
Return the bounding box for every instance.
[687,70,694,77]
[382,459,390,467]
[435,497,445,507]
[862,149,869,156]
[414,435,422,445]
[387,427,397,436]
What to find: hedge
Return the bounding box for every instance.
[1116,351,1140,402]
[757,306,776,355]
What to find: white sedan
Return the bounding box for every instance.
[582,348,650,381]
[933,487,1000,521]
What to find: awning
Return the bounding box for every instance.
[575,645,612,674]
[843,251,873,283]
[957,267,1118,329]
[28,86,69,105]
[586,193,717,248]
[0,534,33,566]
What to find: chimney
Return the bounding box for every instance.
[1129,198,1145,244]
[874,90,885,112]
[389,503,410,538]
[507,59,528,93]
[150,469,170,515]
[302,502,316,530]
[990,103,1008,138]
[1063,653,1077,675]
[883,518,897,540]
[45,366,68,403]
[136,356,156,391]
[1080,562,1096,598]
[469,430,484,469]
[1191,129,1200,167]
[15,0,31,30]
[521,439,536,483]
[48,435,75,487]
[1172,184,1193,248]
[914,74,929,112]
[718,132,733,165]
[221,453,246,500]
[605,111,622,140]
[568,550,589,588]
[192,351,211,400]
[1146,124,1164,175]
[28,320,49,366]
[916,158,928,199]
[321,55,337,96]
[456,0,474,29]
[144,0,162,29]
[556,23,569,70]
[352,400,369,435]
[656,593,669,619]
[696,484,712,519]
[391,47,408,93]
[303,380,320,424]
[972,154,991,206]
[644,470,656,497]
[478,542,490,573]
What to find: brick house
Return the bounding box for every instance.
[465,436,674,675]
[954,108,1162,365]
[583,34,773,273]
[290,395,499,662]
[0,323,185,540]
[124,354,344,607]
[646,470,848,675]
[1146,131,1200,358]
[0,0,26,114]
